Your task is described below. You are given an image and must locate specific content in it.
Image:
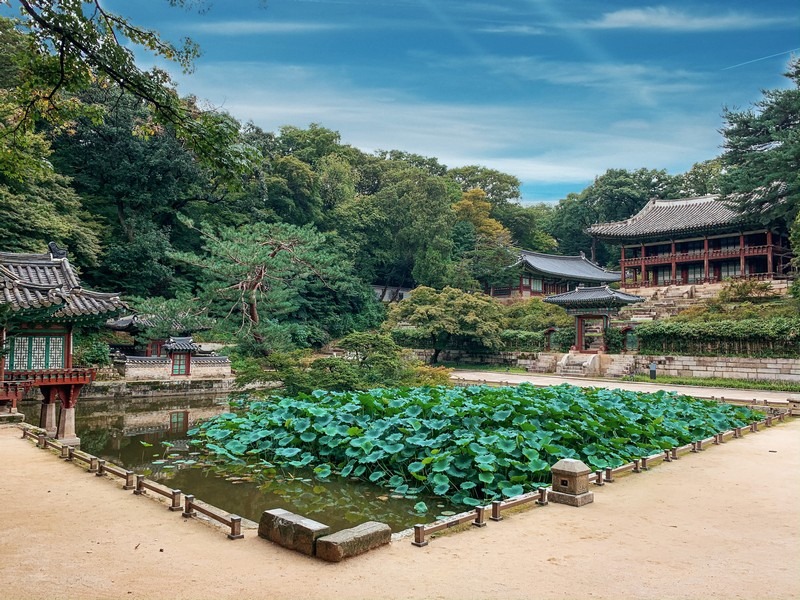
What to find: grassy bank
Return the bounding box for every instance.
[628,374,800,393]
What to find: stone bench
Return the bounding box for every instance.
[258,508,330,556]
[315,521,392,562]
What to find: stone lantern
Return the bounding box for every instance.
[549,458,594,507]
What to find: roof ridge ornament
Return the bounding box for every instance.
[48,241,68,259]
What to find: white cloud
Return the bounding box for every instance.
[185,21,345,35]
[583,7,786,32]
[477,25,546,35]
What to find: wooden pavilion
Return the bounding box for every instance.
[586,195,793,289]
[1,243,125,445]
[543,285,644,352]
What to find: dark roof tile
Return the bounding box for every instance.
[519,251,620,282]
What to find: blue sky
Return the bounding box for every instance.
[107,1,799,203]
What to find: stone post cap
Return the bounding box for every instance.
[551,458,591,476]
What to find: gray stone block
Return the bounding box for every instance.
[315,521,392,562]
[258,508,330,556]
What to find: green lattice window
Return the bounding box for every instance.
[171,352,190,376]
[6,336,65,370]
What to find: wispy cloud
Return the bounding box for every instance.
[583,7,786,32]
[476,24,546,35]
[185,21,345,35]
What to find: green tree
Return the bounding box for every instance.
[720,59,800,231]
[172,219,382,350]
[386,286,504,363]
[3,0,250,174]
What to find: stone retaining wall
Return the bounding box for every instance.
[637,355,800,383]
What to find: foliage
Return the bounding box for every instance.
[172,218,382,348]
[502,298,572,331]
[499,330,545,352]
[603,327,625,354]
[188,384,757,508]
[72,337,111,367]
[716,279,776,303]
[635,317,800,358]
[386,287,505,363]
[2,1,252,175]
[551,328,576,352]
[126,294,216,342]
[720,58,800,230]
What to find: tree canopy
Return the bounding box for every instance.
[720,58,800,231]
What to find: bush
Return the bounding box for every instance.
[717,279,776,302]
[73,339,112,367]
[603,327,625,354]
[500,329,545,351]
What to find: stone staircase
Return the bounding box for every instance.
[605,354,636,378]
[619,284,703,322]
[556,353,599,377]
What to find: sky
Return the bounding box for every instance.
[105,0,799,203]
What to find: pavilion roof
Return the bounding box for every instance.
[543,285,645,308]
[518,251,620,282]
[163,336,199,352]
[586,196,745,242]
[0,243,125,322]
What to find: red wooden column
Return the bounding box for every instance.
[620,247,626,287]
[575,316,584,351]
[703,237,709,281]
[670,240,676,283]
[739,233,745,275]
[640,244,646,285]
[766,230,774,275]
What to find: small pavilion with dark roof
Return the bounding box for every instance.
[491,250,620,298]
[1,243,125,445]
[544,285,644,352]
[587,195,793,288]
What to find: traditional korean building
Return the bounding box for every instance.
[490,250,620,298]
[0,243,125,445]
[543,285,644,352]
[586,195,793,289]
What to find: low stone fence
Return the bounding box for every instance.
[636,355,800,383]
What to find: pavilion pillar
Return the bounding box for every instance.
[766,230,774,275]
[39,387,58,437]
[739,233,745,276]
[640,244,646,285]
[55,384,82,447]
[620,247,626,287]
[575,317,584,351]
[703,237,709,282]
[670,240,676,284]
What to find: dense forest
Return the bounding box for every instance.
[1,4,797,371]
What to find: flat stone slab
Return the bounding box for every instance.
[315,521,392,562]
[258,509,330,556]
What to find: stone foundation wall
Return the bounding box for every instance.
[114,356,232,381]
[636,355,800,383]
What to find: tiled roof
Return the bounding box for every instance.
[543,285,644,308]
[0,245,125,320]
[519,251,620,282]
[163,336,199,352]
[586,196,744,241]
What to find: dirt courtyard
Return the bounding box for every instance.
[1,419,798,600]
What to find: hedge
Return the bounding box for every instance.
[635,317,800,358]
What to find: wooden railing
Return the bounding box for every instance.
[19,425,245,540]
[4,368,96,386]
[408,409,789,546]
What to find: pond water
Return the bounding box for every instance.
[19,395,456,531]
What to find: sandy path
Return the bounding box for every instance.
[1,420,798,600]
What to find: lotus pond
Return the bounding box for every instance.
[188,383,759,514]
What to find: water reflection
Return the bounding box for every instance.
[19,395,454,531]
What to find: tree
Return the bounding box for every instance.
[673,159,722,197]
[720,58,800,231]
[447,165,521,207]
[172,219,382,349]
[386,286,504,363]
[2,1,251,175]
[551,168,675,266]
